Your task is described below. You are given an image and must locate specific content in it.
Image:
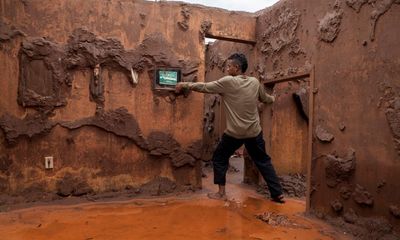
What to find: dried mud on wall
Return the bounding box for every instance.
[0,0,206,205]
[0,0,257,206]
[255,0,400,236]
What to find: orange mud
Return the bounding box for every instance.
[0,159,352,240]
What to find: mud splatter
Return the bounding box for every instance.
[343,208,358,224]
[0,21,25,42]
[256,212,308,229]
[315,125,335,143]
[18,29,199,110]
[389,205,400,218]
[346,0,368,13]
[369,0,399,41]
[0,154,12,174]
[61,107,148,149]
[346,0,400,41]
[257,173,306,198]
[18,37,67,109]
[324,148,356,188]
[0,113,56,145]
[318,10,343,43]
[177,6,191,31]
[353,184,374,207]
[0,176,8,192]
[199,20,212,42]
[385,98,400,155]
[258,7,302,57]
[330,199,343,213]
[147,131,196,167]
[139,176,177,196]
[327,214,396,240]
[56,173,93,197]
[147,131,180,156]
[339,185,353,200]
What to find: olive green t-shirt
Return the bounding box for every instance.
[187,75,275,139]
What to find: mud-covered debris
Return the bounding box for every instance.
[331,199,343,213]
[147,131,179,156]
[61,107,148,149]
[318,10,343,43]
[339,185,353,200]
[316,125,334,143]
[389,205,400,218]
[256,212,308,229]
[325,148,356,188]
[339,122,346,131]
[0,21,25,42]
[140,176,177,196]
[343,208,358,224]
[0,113,56,145]
[177,6,191,31]
[56,174,93,197]
[353,184,374,207]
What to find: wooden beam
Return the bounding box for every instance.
[306,66,315,212]
[205,33,256,45]
[262,72,310,86]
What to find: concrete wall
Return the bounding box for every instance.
[0,0,256,203]
[254,0,400,233]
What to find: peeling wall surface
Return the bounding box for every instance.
[0,0,255,204]
[255,0,400,234]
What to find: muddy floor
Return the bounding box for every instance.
[0,158,352,240]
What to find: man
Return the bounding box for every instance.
[176,53,285,203]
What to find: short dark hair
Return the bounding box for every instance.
[227,53,248,73]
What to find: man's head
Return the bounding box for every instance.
[226,53,248,76]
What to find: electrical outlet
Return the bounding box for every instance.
[45,156,54,169]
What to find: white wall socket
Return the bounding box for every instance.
[45,156,54,169]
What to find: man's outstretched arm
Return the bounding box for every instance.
[176,76,232,94]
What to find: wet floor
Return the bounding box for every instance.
[0,158,352,240]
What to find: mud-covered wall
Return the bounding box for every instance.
[0,0,256,203]
[255,0,400,234]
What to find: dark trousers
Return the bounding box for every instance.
[212,132,283,198]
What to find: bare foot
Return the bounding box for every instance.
[271,194,285,204]
[207,192,227,201]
